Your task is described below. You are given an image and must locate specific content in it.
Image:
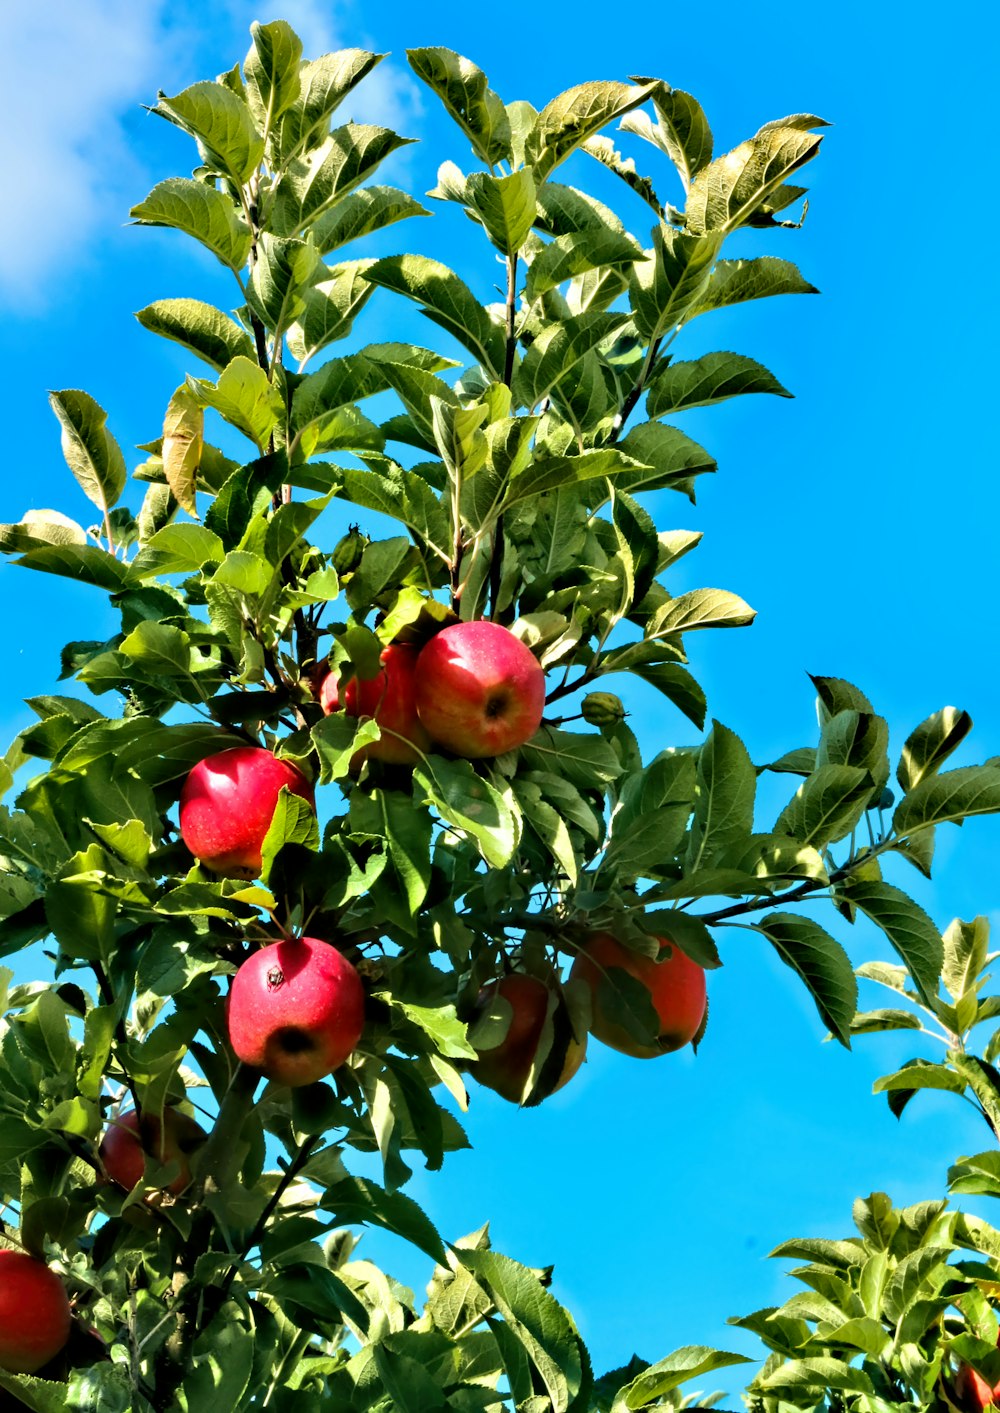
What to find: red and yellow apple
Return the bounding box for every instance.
[227,935,365,1086]
[99,1106,206,1195]
[469,974,586,1105]
[570,932,707,1058]
[414,621,545,759]
[0,1251,72,1374]
[179,745,314,876]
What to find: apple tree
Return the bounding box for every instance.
[3,18,1000,1411]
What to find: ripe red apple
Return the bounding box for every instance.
[99,1106,206,1195]
[570,932,707,1058]
[414,621,545,759]
[339,644,432,765]
[317,669,340,715]
[956,1363,1000,1411]
[470,974,586,1105]
[179,746,315,876]
[0,1251,72,1374]
[227,935,365,1086]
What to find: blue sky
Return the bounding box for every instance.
[5,0,1000,1388]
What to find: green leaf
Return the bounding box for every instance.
[13,543,130,591]
[948,1150,1000,1200]
[130,178,251,270]
[161,383,203,517]
[459,1249,586,1413]
[838,880,943,1005]
[503,447,648,507]
[873,1059,966,1098]
[130,523,224,577]
[285,259,377,365]
[755,912,857,1046]
[406,48,510,165]
[628,225,722,343]
[525,228,643,300]
[414,759,519,869]
[774,764,874,848]
[259,788,320,881]
[136,298,255,373]
[693,255,818,316]
[850,1009,922,1035]
[193,356,285,448]
[513,310,628,409]
[941,915,990,1004]
[757,1357,873,1396]
[465,168,537,256]
[646,350,791,417]
[378,788,433,912]
[371,1347,449,1413]
[182,1306,255,1410]
[153,80,264,182]
[270,125,414,237]
[245,235,320,343]
[894,765,1000,837]
[617,1346,751,1407]
[686,721,756,870]
[624,83,713,190]
[686,127,822,234]
[244,19,303,137]
[310,185,429,256]
[365,254,506,377]
[647,587,756,639]
[615,421,717,499]
[898,706,974,792]
[526,80,655,182]
[275,48,385,161]
[381,997,477,1061]
[48,390,126,514]
[521,727,622,788]
[323,1176,445,1262]
[338,464,451,561]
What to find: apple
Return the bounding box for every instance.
[99,1106,206,1195]
[316,669,340,715]
[414,621,545,759]
[956,1363,1000,1411]
[469,974,586,1105]
[570,932,707,1058]
[227,935,365,1086]
[0,1251,72,1374]
[179,746,315,876]
[336,644,432,765]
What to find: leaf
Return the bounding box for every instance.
[130,178,251,270]
[193,356,285,448]
[625,82,713,190]
[894,766,1000,837]
[135,298,255,372]
[244,18,302,137]
[755,913,858,1046]
[647,588,756,638]
[323,1176,445,1262]
[628,224,722,343]
[459,1249,586,1413]
[615,421,717,499]
[941,915,990,1004]
[275,47,385,161]
[686,722,756,871]
[378,788,432,912]
[646,350,791,417]
[152,80,264,182]
[948,1150,1000,1200]
[285,259,377,365]
[407,48,511,165]
[898,706,974,792]
[693,255,818,316]
[465,168,537,255]
[513,310,628,409]
[774,764,875,848]
[310,184,429,256]
[365,254,505,377]
[686,127,822,234]
[161,384,203,516]
[48,390,126,514]
[526,80,656,182]
[617,1346,752,1406]
[839,881,943,1004]
[521,727,622,788]
[182,1306,255,1410]
[850,1009,922,1035]
[13,544,130,591]
[270,125,414,237]
[414,758,519,869]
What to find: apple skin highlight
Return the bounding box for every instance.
[228,936,365,1086]
[415,621,546,759]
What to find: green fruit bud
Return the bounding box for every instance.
[332,526,367,575]
[581,692,627,727]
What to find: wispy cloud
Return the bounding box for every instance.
[1,0,423,311]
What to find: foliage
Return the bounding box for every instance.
[2,17,1000,1412]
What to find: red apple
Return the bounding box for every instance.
[317,669,340,715]
[179,746,315,876]
[99,1106,206,1195]
[414,621,545,759]
[570,932,707,1058]
[470,973,586,1105]
[339,644,432,765]
[956,1363,999,1411]
[228,935,365,1086]
[0,1251,71,1374]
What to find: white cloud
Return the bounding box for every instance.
[0,0,423,311]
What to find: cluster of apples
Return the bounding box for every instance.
[314,619,547,765]
[469,933,708,1106]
